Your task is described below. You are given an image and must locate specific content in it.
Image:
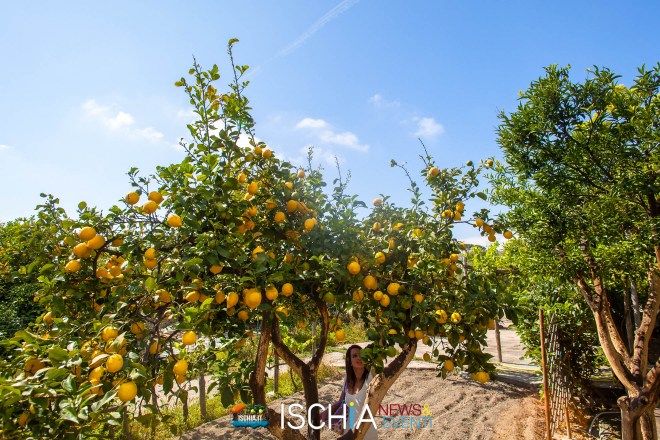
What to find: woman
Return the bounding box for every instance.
[325,344,378,439]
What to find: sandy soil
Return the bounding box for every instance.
[180,370,544,440]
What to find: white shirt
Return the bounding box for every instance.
[344,372,378,439]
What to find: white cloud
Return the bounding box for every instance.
[295,117,368,152]
[81,99,164,143]
[369,94,400,108]
[295,118,329,130]
[414,117,444,138]
[0,144,11,151]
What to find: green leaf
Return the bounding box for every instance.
[220,386,234,407]
[60,406,79,423]
[48,346,69,363]
[62,375,77,393]
[476,192,487,201]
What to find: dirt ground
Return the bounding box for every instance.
[181,369,545,440]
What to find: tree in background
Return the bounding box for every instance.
[491,64,660,440]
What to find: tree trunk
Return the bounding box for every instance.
[249,313,306,440]
[199,371,207,421]
[181,389,189,424]
[631,279,642,329]
[495,319,503,362]
[625,285,635,353]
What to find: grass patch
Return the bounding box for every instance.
[127,363,342,439]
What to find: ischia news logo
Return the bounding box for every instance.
[230,403,269,429]
[279,401,433,431]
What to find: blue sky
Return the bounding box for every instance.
[1,1,658,244]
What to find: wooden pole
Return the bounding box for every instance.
[274,354,279,394]
[540,309,552,440]
[565,405,572,439]
[495,319,503,362]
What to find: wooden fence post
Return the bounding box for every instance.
[540,309,552,440]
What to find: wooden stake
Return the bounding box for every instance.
[540,309,552,440]
[495,319,503,362]
[274,354,279,394]
[565,405,572,439]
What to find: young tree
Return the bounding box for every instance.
[491,64,660,439]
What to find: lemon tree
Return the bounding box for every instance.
[0,41,506,440]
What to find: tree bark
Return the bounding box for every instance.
[625,284,635,353]
[631,279,642,329]
[199,370,207,421]
[249,313,307,440]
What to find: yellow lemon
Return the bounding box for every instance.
[237,172,247,183]
[117,382,137,402]
[144,258,157,269]
[374,252,386,265]
[475,218,484,227]
[450,312,462,324]
[373,198,383,206]
[262,148,272,159]
[428,167,439,177]
[363,275,378,291]
[296,169,305,178]
[435,310,448,324]
[281,283,294,297]
[347,261,361,275]
[443,360,455,372]
[73,243,92,258]
[226,292,239,308]
[18,412,29,427]
[265,286,278,301]
[423,353,431,362]
[181,331,196,345]
[379,294,390,307]
[286,200,299,213]
[126,191,140,205]
[149,341,162,355]
[352,289,364,302]
[214,290,225,303]
[335,329,346,342]
[503,230,513,239]
[304,218,317,231]
[247,181,259,195]
[238,310,249,321]
[185,291,200,303]
[373,290,384,301]
[148,191,164,204]
[102,326,118,342]
[89,366,105,381]
[245,290,262,309]
[87,235,106,250]
[106,354,123,373]
[167,214,183,227]
[173,359,188,376]
[79,227,97,241]
[64,260,82,273]
[210,264,223,275]
[386,283,400,296]
[144,248,157,259]
[142,200,158,214]
[373,222,381,232]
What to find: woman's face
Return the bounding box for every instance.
[350,347,364,370]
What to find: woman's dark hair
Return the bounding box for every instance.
[345,345,369,391]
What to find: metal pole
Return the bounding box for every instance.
[540,309,552,440]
